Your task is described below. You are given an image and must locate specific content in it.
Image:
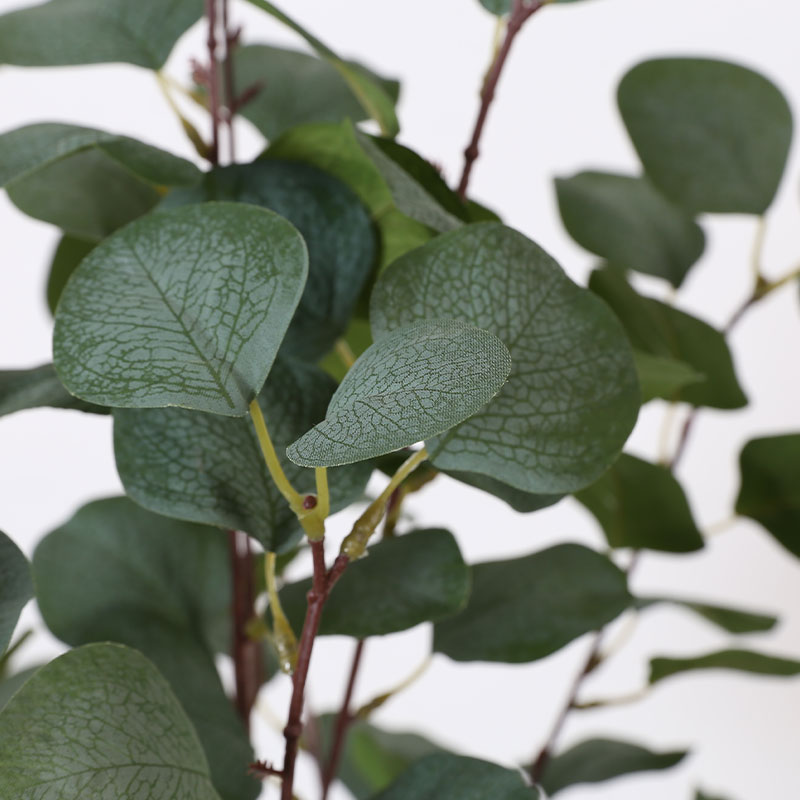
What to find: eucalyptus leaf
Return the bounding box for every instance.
[371,223,640,493]
[696,791,732,800]
[163,159,376,362]
[649,649,800,685]
[0,667,38,713]
[46,234,95,314]
[736,433,800,558]
[320,318,374,383]
[242,0,399,136]
[0,644,222,800]
[590,266,747,409]
[479,0,511,14]
[371,753,537,800]
[434,544,631,663]
[636,597,777,634]
[33,498,258,800]
[574,453,704,553]
[555,171,705,287]
[445,470,562,514]
[539,738,687,795]
[287,319,511,467]
[233,44,399,141]
[618,58,793,214]
[114,360,372,552]
[0,364,106,417]
[0,531,32,655]
[279,529,470,637]
[634,351,704,404]
[0,0,202,69]
[53,202,308,416]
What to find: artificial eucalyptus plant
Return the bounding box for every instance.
[0,1,798,799]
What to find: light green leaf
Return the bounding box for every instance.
[287,319,511,467]
[0,363,106,417]
[233,44,399,141]
[590,266,747,409]
[114,360,372,552]
[650,649,800,684]
[634,351,704,404]
[53,202,308,416]
[0,532,32,655]
[574,453,704,553]
[0,644,221,800]
[46,234,95,314]
[163,159,376,362]
[636,597,777,634]
[0,0,202,69]
[371,223,640,493]
[279,529,470,637]
[555,171,705,287]
[445,470,562,514]
[736,434,800,558]
[539,738,687,795]
[371,753,537,800]
[242,0,399,136]
[33,497,258,800]
[434,544,631,663]
[618,58,793,214]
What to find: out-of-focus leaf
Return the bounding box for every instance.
[0,531,32,655]
[649,649,800,684]
[0,363,106,417]
[636,596,777,634]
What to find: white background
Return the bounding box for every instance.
[2,1,800,798]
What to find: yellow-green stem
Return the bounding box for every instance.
[265,552,298,674]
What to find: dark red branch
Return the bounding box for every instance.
[220,0,238,162]
[457,0,544,199]
[205,0,221,165]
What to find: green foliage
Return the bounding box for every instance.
[636,597,777,634]
[0,363,106,417]
[434,544,631,662]
[633,352,704,404]
[45,234,95,314]
[0,644,222,799]
[287,319,511,467]
[0,532,32,655]
[649,649,800,684]
[53,202,307,416]
[539,738,687,795]
[618,58,793,214]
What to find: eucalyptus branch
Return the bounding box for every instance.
[457,0,545,199]
[205,0,221,165]
[220,0,239,162]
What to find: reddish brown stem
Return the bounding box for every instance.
[321,639,366,799]
[220,0,238,162]
[457,0,544,199]
[205,0,221,165]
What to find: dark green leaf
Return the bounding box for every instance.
[479,0,511,14]
[53,202,308,416]
[0,532,32,655]
[636,597,777,634]
[736,433,800,558]
[233,44,399,141]
[445,471,562,513]
[0,667,38,713]
[618,58,793,214]
[0,0,202,69]
[114,359,372,552]
[434,544,631,663]
[371,753,537,800]
[649,649,800,684]
[696,791,732,800]
[371,223,640,493]
[634,351,704,403]
[0,363,106,417]
[555,171,705,287]
[574,453,704,552]
[590,266,747,409]
[0,644,221,800]
[287,319,511,467]
[46,234,95,314]
[280,529,470,637]
[33,498,258,800]
[242,0,399,136]
[540,738,687,795]
[164,159,376,362]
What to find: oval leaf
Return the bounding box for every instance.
[650,649,800,685]
[371,223,640,493]
[0,644,221,800]
[279,529,470,638]
[0,363,106,417]
[287,319,511,467]
[434,544,631,663]
[46,234,95,313]
[634,351,704,404]
[114,360,372,552]
[0,531,32,655]
[618,58,793,214]
[53,202,308,416]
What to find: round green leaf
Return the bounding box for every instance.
[371,223,640,493]
[618,58,793,214]
[434,544,631,663]
[287,319,511,467]
[53,202,308,416]
[0,644,221,800]
[0,531,32,655]
[114,359,372,552]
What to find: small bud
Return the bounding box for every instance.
[302,495,317,510]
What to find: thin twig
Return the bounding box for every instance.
[220,0,238,162]
[205,0,221,164]
[457,0,544,199]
